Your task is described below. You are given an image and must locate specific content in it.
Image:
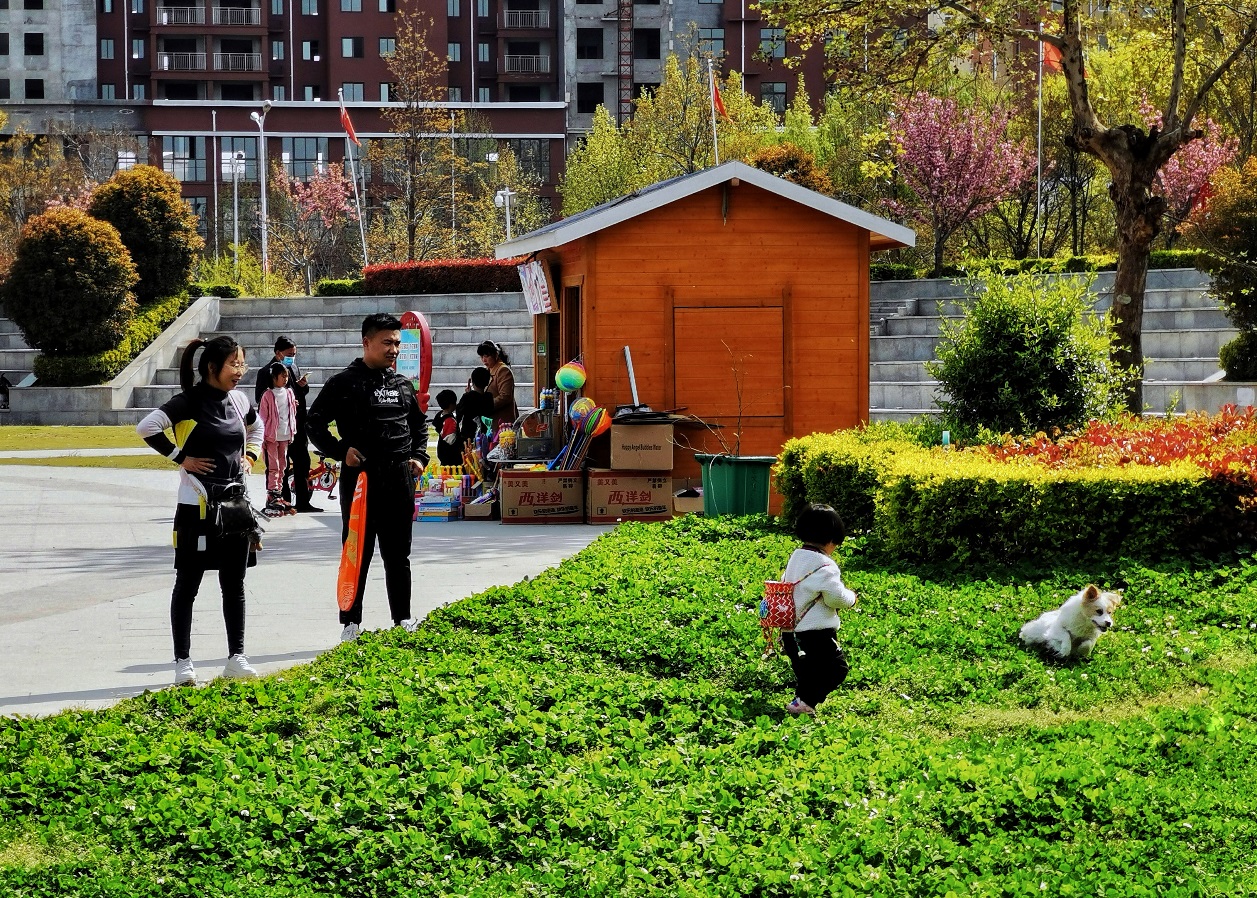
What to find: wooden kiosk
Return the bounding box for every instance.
[495,160,915,485]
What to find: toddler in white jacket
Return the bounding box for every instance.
[781,503,858,716]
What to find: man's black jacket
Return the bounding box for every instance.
[307,359,429,467]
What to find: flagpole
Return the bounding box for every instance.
[1036,27,1044,259]
[339,90,369,268]
[708,59,720,165]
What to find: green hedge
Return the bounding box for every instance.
[361,258,523,295]
[187,283,242,298]
[868,250,1205,281]
[314,277,364,296]
[33,293,193,386]
[776,430,1251,564]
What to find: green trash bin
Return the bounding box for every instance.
[694,453,778,516]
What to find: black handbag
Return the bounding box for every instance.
[207,481,260,536]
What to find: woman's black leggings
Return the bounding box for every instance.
[171,565,246,660]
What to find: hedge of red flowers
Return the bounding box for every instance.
[362,257,524,296]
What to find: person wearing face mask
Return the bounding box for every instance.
[255,336,320,512]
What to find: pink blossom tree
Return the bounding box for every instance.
[1141,104,1238,247]
[269,165,359,293]
[888,93,1036,276]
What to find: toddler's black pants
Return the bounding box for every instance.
[782,627,849,709]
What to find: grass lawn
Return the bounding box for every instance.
[2,516,1256,896]
[0,426,142,451]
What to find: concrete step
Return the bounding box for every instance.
[882,305,1231,338]
[1143,357,1226,381]
[215,323,534,348]
[912,287,1222,319]
[185,340,535,372]
[0,331,32,350]
[870,381,942,409]
[0,348,39,370]
[1143,328,1235,359]
[868,408,940,423]
[870,360,933,382]
[218,293,528,317]
[216,308,531,332]
[870,334,941,362]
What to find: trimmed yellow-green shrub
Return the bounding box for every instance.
[33,292,193,385]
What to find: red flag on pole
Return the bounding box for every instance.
[712,78,729,120]
[1042,42,1063,73]
[340,102,361,146]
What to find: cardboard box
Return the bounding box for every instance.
[610,423,674,471]
[463,500,499,520]
[586,469,673,523]
[500,470,585,523]
[673,488,704,515]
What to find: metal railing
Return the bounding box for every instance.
[503,8,549,28]
[156,6,207,24]
[212,6,262,24]
[214,52,262,70]
[502,54,550,74]
[157,51,207,70]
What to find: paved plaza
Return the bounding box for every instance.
[0,464,610,718]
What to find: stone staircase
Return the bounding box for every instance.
[869,269,1240,421]
[0,314,38,394]
[128,293,535,417]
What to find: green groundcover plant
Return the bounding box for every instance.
[3,516,1257,896]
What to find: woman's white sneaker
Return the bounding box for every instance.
[174,658,196,686]
[222,654,258,679]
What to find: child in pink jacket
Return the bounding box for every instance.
[258,362,299,506]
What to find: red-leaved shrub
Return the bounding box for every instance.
[362,258,524,295]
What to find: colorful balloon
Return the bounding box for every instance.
[569,396,596,425]
[555,360,587,392]
[586,407,611,437]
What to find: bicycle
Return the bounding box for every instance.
[290,450,340,500]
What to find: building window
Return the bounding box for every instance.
[576,0,600,5]
[163,136,206,182]
[576,28,602,60]
[447,42,460,61]
[0,35,6,56]
[633,29,659,60]
[221,136,258,180]
[100,83,116,99]
[478,42,489,62]
[698,0,720,5]
[301,0,316,14]
[303,84,320,100]
[342,36,364,58]
[448,86,461,101]
[0,79,8,100]
[117,150,138,170]
[130,0,143,12]
[24,0,42,8]
[100,38,114,58]
[132,38,144,59]
[476,0,487,15]
[271,0,282,13]
[503,138,549,181]
[698,28,724,55]
[341,81,363,101]
[760,81,786,115]
[282,136,329,179]
[100,0,113,10]
[24,33,44,56]
[273,85,286,100]
[760,28,785,58]
[576,81,603,114]
[634,0,658,5]
[379,82,390,101]
[340,0,360,9]
[446,0,457,14]
[477,86,490,102]
[272,40,284,60]
[302,40,319,60]
[379,37,394,56]
[379,0,394,9]
[132,83,145,99]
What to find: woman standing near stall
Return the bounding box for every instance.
[137,336,264,687]
[476,339,519,432]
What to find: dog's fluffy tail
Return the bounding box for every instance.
[1019,612,1053,645]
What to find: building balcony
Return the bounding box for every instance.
[212,6,262,25]
[501,54,550,74]
[214,51,262,70]
[157,51,207,70]
[501,8,550,28]
[156,6,207,25]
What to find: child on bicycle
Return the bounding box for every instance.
[258,361,298,513]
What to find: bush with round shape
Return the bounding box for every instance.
[88,164,203,304]
[926,271,1124,435]
[1220,330,1257,381]
[1,207,139,355]
[746,142,833,195]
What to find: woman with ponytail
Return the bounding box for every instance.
[137,335,264,686]
[476,339,518,432]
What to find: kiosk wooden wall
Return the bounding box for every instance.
[536,180,871,482]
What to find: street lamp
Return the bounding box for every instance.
[231,150,245,277]
[494,186,516,240]
[249,100,273,273]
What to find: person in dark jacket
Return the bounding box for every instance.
[307,313,430,642]
[137,335,264,686]
[254,336,320,512]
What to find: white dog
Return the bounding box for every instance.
[1019,584,1123,660]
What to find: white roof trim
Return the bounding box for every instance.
[495,160,915,258]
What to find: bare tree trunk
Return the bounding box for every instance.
[1108,177,1165,412]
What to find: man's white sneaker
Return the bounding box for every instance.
[222,654,258,679]
[399,618,419,633]
[340,623,361,643]
[174,658,196,686]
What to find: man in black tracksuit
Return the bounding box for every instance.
[307,313,429,642]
